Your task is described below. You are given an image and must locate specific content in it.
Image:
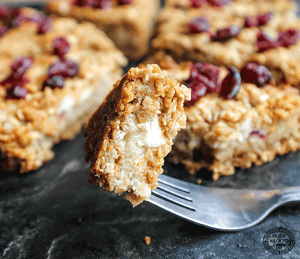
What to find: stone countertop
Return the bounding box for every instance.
[1,1,300,259]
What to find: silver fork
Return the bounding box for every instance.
[148,174,300,231]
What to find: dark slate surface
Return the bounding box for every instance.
[1,1,300,259]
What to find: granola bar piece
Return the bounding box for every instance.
[165,0,296,15]
[46,0,160,61]
[0,8,127,173]
[152,0,300,87]
[145,54,300,180]
[84,65,190,206]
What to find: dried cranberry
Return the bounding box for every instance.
[0,26,8,38]
[277,29,299,48]
[6,85,28,100]
[47,58,79,78]
[207,0,231,7]
[244,16,257,28]
[1,74,28,87]
[211,26,240,42]
[11,57,33,79]
[185,80,207,106]
[190,63,221,92]
[95,0,112,9]
[240,63,272,86]
[189,17,210,33]
[185,63,221,106]
[33,14,52,34]
[9,9,27,28]
[190,0,206,8]
[245,13,272,28]
[4,77,29,100]
[0,5,12,21]
[257,13,272,26]
[53,37,70,59]
[43,75,65,89]
[256,30,278,52]
[220,66,241,99]
[250,130,268,139]
[72,0,96,7]
[118,0,131,5]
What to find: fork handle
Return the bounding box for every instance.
[275,187,300,204]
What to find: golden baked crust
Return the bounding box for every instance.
[0,11,127,173]
[46,0,160,61]
[152,0,300,87]
[144,55,300,180]
[84,65,190,206]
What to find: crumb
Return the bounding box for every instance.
[145,236,151,245]
[197,179,202,184]
[230,182,233,185]
[78,218,82,223]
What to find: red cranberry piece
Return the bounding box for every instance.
[118,0,131,5]
[0,26,8,38]
[256,30,278,52]
[43,75,65,89]
[220,66,241,99]
[72,0,96,7]
[95,0,112,9]
[211,26,240,42]
[240,63,272,86]
[47,58,79,78]
[9,9,27,28]
[53,37,70,59]
[190,0,206,8]
[207,0,231,7]
[32,14,52,34]
[184,63,221,106]
[245,13,272,28]
[6,85,28,100]
[277,29,299,48]
[185,80,207,106]
[250,130,268,139]
[189,17,210,33]
[1,73,29,87]
[257,13,272,26]
[11,57,33,79]
[244,16,257,28]
[5,77,29,100]
[0,5,12,21]
[190,63,221,93]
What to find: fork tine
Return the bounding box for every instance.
[158,174,192,193]
[151,188,196,211]
[148,195,196,218]
[156,184,193,201]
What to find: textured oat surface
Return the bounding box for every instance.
[152,0,300,86]
[145,55,300,180]
[46,0,160,60]
[84,64,190,206]
[0,12,127,173]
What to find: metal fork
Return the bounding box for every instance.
[148,174,300,231]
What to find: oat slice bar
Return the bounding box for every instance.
[152,0,300,87]
[144,54,300,180]
[46,0,160,61]
[84,64,190,206]
[0,8,127,173]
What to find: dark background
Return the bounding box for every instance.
[1,1,300,258]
